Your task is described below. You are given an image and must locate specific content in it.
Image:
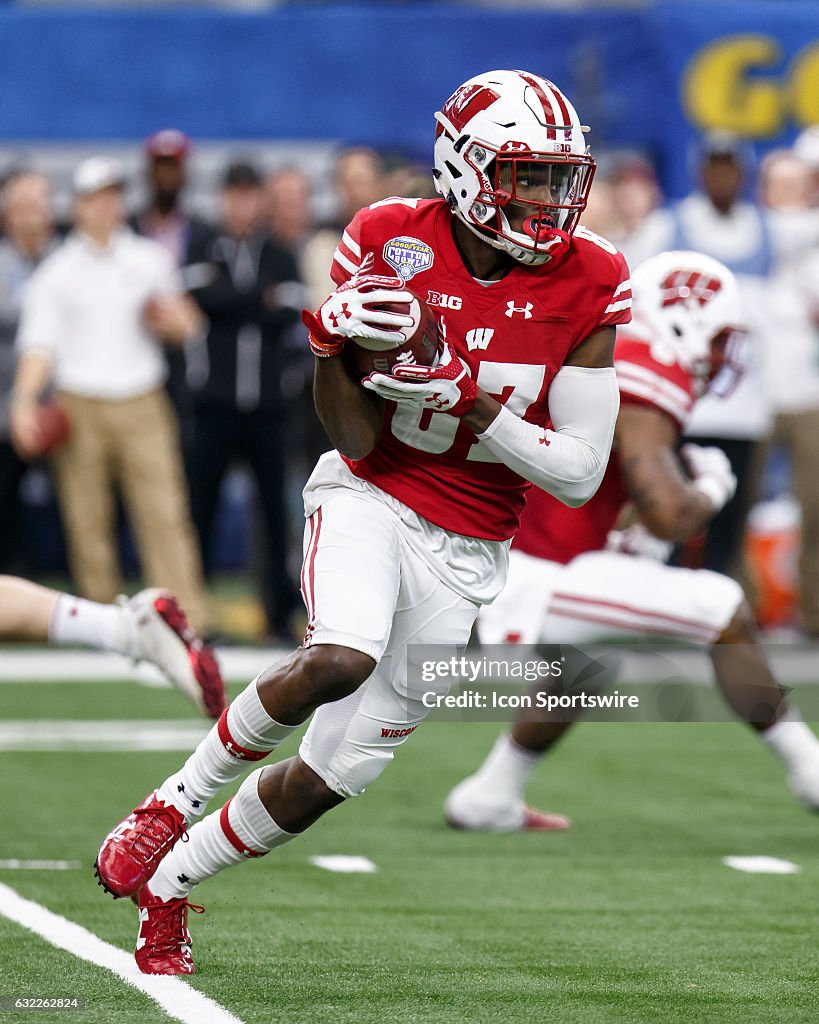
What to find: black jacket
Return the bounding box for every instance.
[185,230,304,414]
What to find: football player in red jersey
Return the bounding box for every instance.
[444,250,819,833]
[94,70,630,975]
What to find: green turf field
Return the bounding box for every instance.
[1,677,818,1023]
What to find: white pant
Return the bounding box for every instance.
[479,549,744,647]
[299,488,480,797]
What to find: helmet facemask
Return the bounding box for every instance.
[475,151,594,264]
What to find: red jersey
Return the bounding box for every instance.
[513,329,697,563]
[332,197,631,540]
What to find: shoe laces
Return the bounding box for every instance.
[130,804,188,864]
[144,897,205,955]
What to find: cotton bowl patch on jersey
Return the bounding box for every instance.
[383,236,434,281]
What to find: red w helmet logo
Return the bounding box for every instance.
[440,83,499,134]
[661,271,722,308]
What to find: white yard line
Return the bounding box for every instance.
[0,720,211,752]
[0,646,816,685]
[309,855,378,874]
[0,859,81,870]
[722,855,801,874]
[0,648,286,683]
[0,881,244,1024]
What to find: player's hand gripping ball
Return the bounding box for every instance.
[302,275,439,375]
[347,288,440,379]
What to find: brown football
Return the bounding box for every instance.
[347,292,440,380]
[32,399,70,457]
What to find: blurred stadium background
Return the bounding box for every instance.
[2,0,816,638]
[2,2,819,1022]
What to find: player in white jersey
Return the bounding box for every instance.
[95,70,628,975]
[0,575,224,717]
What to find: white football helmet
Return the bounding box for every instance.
[433,70,595,266]
[629,251,748,396]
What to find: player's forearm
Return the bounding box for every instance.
[11,350,53,404]
[472,366,619,507]
[639,486,717,542]
[313,356,384,460]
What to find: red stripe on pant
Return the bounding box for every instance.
[216,709,272,762]
[219,799,266,858]
[302,506,323,642]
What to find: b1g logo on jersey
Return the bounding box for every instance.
[427,290,462,310]
[383,236,434,281]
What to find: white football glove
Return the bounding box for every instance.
[605,524,673,562]
[361,342,478,417]
[680,443,737,513]
[301,275,416,357]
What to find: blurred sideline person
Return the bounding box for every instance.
[758,149,819,636]
[130,129,214,447]
[264,165,314,257]
[94,70,629,975]
[0,575,224,717]
[300,146,387,310]
[444,252,819,833]
[184,160,304,640]
[10,156,211,633]
[0,171,60,572]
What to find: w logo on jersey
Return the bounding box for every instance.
[466,328,495,351]
[661,271,722,308]
[505,301,533,319]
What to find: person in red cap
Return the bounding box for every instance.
[130,130,214,442]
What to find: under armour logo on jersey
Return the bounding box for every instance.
[539,432,551,446]
[505,301,533,319]
[466,328,495,351]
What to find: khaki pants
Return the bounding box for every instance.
[772,406,819,634]
[51,389,210,633]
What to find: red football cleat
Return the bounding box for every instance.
[122,588,226,719]
[135,883,204,975]
[522,805,571,831]
[95,792,188,899]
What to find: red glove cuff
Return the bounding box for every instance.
[301,309,344,358]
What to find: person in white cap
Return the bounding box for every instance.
[10,155,211,634]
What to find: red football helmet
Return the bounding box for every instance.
[433,70,595,266]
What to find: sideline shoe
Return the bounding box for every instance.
[121,588,226,718]
[522,805,571,831]
[95,792,188,899]
[135,884,204,975]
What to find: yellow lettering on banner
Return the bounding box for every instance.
[683,35,782,136]
[790,44,819,125]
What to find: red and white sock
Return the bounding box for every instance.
[48,594,127,653]
[149,767,296,901]
[157,678,298,821]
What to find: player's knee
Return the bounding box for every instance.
[327,745,394,798]
[287,757,346,813]
[294,643,375,706]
